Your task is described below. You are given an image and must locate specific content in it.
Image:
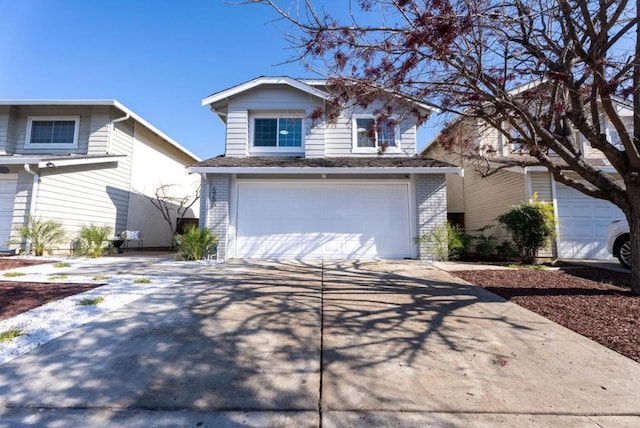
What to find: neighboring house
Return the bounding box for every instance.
[422,108,630,261]
[189,76,461,260]
[0,100,201,253]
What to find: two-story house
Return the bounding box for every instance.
[189,76,461,260]
[0,100,201,253]
[422,105,630,261]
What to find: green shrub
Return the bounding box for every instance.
[496,240,518,261]
[175,225,218,261]
[497,193,556,264]
[417,223,469,261]
[74,224,113,258]
[19,215,66,256]
[472,225,496,259]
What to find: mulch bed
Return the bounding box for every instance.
[452,267,640,363]
[0,258,54,271]
[0,258,100,322]
[0,281,100,321]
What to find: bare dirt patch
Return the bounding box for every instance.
[0,258,100,322]
[452,267,639,363]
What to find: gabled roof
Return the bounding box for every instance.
[189,155,462,175]
[201,76,331,107]
[0,99,200,162]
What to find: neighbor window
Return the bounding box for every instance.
[354,117,397,149]
[26,116,79,148]
[253,118,302,148]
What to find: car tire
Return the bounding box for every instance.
[614,234,631,269]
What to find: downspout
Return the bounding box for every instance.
[23,163,39,253]
[108,112,131,234]
[107,113,130,154]
[23,164,39,216]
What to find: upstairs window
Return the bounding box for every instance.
[353,117,398,150]
[253,118,302,148]
[26,116,79,148]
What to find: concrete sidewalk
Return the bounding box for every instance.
[0,259,638,427]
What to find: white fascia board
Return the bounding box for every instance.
[111,100,201,162]
[0,157,41,165]
[38,155,127,168]
[0,99,201,162]
[523,165,619,174]
[188,166,463,175]
[202,77,331,106]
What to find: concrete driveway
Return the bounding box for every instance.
[0,259,638,427]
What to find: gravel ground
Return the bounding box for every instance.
[0,257,185,366]
[451,267,639,363]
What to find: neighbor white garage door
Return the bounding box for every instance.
[0,175,17,252]
[234,181,413,259]
[555,183,623,259]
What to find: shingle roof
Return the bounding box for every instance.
[193,155,456,169]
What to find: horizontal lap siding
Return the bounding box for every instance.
[325,107,417,157]
[225,111,248,157]
[529,172,554,258]
[11,106,93,155]
[33,115,134,246]
[0,107,8,154]
[227,86,324,157]
[127,123,201,247]
[464,169,526,243]
[36,164,129,241]
[8,172,34,250]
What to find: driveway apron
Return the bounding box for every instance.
[321,260,640,426]
[0,260,322,427]
[0,259,639,427]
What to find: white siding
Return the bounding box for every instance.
[7,171,34,251]
[226,85,325,158]
[0,107,9,155]
[87,106,111,155]
[35,164,126,241]
[225,110,249,157]
[464,169,526,242]
[11,106,93,155]
[127,123,201,248]
[325,106,417,157]
[528,171,554,258]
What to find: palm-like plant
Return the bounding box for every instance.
[175,225,217,261]
[19,215,66,256]
[74,224,113,258]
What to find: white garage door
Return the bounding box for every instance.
[0,175,18,252]
[555,183,623,259]
[235,181,413,259]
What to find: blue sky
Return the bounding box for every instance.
[0,0,438,160]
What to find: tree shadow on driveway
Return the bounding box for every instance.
[0,259,636,424]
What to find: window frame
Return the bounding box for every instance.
[351,114,401,153]
[25,116,80,149]
[249,113,305,153]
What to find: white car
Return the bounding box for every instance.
[606,219,631,269]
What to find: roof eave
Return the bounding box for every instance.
[188,166,463,176]
[202,76,331,107]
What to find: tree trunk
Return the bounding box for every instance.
[627,181,640,295]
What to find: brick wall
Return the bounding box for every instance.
[415,174,447,260]
[203,174,231,260]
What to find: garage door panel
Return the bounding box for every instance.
[235,182,412,259]
[556,183,623,259]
